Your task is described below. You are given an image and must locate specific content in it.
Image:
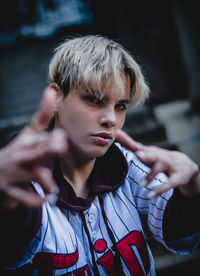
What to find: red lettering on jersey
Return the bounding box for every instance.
[95,239,122,275]
[33,231,150,275]
[61,264,91,276]
[94,239,107,253]
[73,264,91,276]
[97,249,121,275]
[116,231,150,275]
[33,248,78,269]
[94,231,150,275]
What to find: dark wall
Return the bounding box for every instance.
[1,0,200,146]
[90,0,200,106]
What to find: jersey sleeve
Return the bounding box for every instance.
[116,143,200,255]
[163,187,200,254]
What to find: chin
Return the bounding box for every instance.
[89,145,111,158]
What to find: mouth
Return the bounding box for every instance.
[91,132,113,145]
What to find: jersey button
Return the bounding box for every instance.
[92,231,97,239]
[88,213,95,223]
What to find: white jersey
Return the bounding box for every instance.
[4,143,200,275]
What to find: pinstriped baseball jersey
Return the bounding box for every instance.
[3,143,200,275]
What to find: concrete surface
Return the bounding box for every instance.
[154,100,200,165]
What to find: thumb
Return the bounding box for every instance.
[116,130,143,153]
[30,87,56,132]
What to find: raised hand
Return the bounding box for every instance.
[116,130,200,198]
[0,88,67,209]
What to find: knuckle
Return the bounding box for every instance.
[157,159,167,168]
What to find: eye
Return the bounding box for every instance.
[115,103,128,111]
[85,95,102,104]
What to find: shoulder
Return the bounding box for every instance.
[114,142,150,178]
[114,142,168,187]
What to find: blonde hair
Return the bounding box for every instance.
[48,35,150,106]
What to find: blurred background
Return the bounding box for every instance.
[0,0,200,275]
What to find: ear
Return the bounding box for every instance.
[48,83,63,111]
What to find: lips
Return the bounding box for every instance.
[91,132,113,145]
[92,132,113,139]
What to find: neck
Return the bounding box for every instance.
[59,150,96,198]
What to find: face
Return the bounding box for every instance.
[56,79,130,160]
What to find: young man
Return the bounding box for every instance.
[0,35,200,275]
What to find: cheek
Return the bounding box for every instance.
[116,113,126,129]
[59,106,92,131]
[58,105,74,128]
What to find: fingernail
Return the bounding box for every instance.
[140,179,148,187]
[46,194,57,205]
[136,151,145,159]
[147,191,156,199]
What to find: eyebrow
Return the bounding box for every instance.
[117,99,130,104]
[86,89,130,104]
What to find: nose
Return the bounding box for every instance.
[99,108,116,128]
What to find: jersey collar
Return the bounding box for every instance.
[52,143,128,212]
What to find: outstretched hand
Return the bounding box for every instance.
[0,88,67,209]
[116,130,200,198]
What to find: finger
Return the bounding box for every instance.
[19,129,67,164]
[32,166,59,195]
[116,130,143,153]
[147,174,181,198]
[135,149,163,166]
[4,186,46,207]
[140,161,167,187]
[29,87,56,132]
